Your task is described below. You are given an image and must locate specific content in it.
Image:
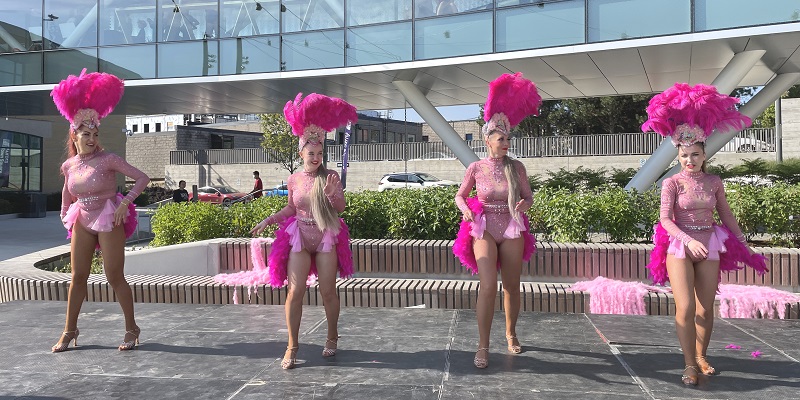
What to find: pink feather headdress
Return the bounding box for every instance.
[283,93,358,150]
[50,69,124,130]
[483,72,542,136]
[641,83,751,147]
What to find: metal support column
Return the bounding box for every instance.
[393,80,479,167]
[625,50,766,191]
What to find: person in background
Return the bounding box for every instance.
[173,180,189,203]
[252,171,263,199]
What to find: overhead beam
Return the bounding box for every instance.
[393,80,479,167]
[625,50,767,191]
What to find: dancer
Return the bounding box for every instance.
[643,83,768,385]
[453,73,540,369]
[51,69,150,352]
[248,93,355,369]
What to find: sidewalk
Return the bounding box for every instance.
[0,214,68,262]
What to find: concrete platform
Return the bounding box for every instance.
[1,301,798,399]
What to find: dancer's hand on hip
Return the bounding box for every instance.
[462,209,474,222]
[514,199,530,213]
[113,204,128,226]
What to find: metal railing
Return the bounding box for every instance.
[169,128,774,165]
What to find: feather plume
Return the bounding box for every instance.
[50,69,124,128]
[283,93,357,137]
[484,72,542,129]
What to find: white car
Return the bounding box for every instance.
[378,172,458,192]
[728,137,775,153]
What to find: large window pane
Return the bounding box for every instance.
[221,0,280,37]
[497,1,584,52]
[414,12,492,60]
[347,0,412,26]
[44,48,98,84]
[415,0,493,19]
[696,0,800,31]
[282,30,344,70]
[100,45,156,79]
[44,0,98,49]
[158,0,219,42]
[0,131,40,191]
[347,22,411,66]
[0,53,43,86]
[220,36,280,74]
[158,40,219,77]
[99,0,157,46]
[282,0,344,33]
[588,0,690,42]
[0,1,44,53]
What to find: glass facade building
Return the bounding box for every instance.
[0,131,42,192]
[1,0,798,87]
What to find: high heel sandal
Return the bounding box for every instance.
[118,327,140,351]
[682,365,699,386]
[322,338,338,357]
[696,355,717,375]
[506,335,521,354]
[51,329,79,353]
[474,347,489,369]
[282,346,299,370]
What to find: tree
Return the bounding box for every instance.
[750,84,800,128]
[260,113,300,174]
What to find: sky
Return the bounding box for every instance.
[375,104,481,123]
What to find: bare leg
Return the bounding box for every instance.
[499,237,524,353]
[284,250,312,366]
[474,234,499,367]
[315,250,340,356]
[54,223,97,350]
[98,224,138,348]
[694,259,720,374]
[666,254,699,384]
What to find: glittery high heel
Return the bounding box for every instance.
[282,346,299,369]
[506,335,521,354]
[682,365,699,386]
[118,327,140,351]
[51,329,79,353]
[322,338,338,357]
[696,355,716,375]
[474,347,489,369]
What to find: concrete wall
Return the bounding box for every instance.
[781,98,800,160]
[165,151,778,193]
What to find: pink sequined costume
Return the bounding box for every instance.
[453,158,536,274]
[646,170,767,285]
[60,151,148,239]
[216,169,353,289]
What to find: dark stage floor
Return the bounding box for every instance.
[1,301,798,399]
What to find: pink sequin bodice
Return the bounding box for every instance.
[266,169,345,225]
[660,170,745,245]
[60,151,149,215]
[455,157,533,212]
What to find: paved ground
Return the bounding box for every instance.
[0,214,67,261]
[1,301,798,400]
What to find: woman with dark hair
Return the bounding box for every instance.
[643,83,768,385]
[51,70,149,352]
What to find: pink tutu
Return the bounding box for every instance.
[265,216,353,288]
[647,222,768,285]
[453,197,536,275]
[63,193,137,244]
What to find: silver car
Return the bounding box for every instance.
[378,172,459,192]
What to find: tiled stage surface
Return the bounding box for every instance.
[1,301,798,400]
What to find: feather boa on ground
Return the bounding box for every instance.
[452,197,536,275]
[718,284,800,319]
[646,222,768,286]
[569,276,668,315]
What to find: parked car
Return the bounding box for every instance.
[378,172,458,192]
[728,136,775,153]
[188,186,249,205]
[263,183,288,196]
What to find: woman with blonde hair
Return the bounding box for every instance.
[453,73,540,369]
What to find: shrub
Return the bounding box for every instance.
[341,190,390,239]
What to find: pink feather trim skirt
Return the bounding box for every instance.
[266,216,353,288]
[452,197,536,275]
[646,222,768,285]
[63,193,137,240]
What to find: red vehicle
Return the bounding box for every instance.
[188,185,249,206]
